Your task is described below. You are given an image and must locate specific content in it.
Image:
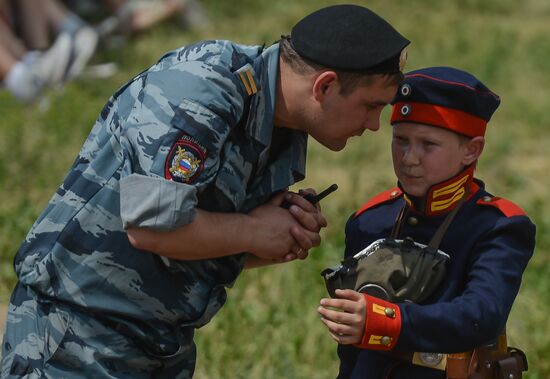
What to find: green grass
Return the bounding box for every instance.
[1,0,550,377]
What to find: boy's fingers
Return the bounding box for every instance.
[318,306,356,324]
[320,318,361,345]
[320,297,361,314]
[334,289,364,301]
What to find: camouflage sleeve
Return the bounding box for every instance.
[116,59,244,230]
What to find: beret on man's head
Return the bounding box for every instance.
[390,67,501,137]
[290,4,410,72]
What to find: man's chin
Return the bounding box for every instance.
[324,139,347,152]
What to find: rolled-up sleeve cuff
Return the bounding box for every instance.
[120,173,197,230]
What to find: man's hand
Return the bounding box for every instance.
[247,191,325,261]
[318,289,367,345]
[282,188,328,259]
[127,189,326,263]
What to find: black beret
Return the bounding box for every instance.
[290,4,410,72]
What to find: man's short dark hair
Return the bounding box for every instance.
[279,37,403,96]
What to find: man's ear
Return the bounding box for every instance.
[462,136,485,165]
[312,71,338,101]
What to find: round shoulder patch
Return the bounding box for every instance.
[164,133,207,184]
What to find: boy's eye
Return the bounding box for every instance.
[393,137,408,145]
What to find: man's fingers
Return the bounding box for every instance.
[288,205,322,231]
[284,191,318,212]
[269,190,290,206]
[290,226,321,252]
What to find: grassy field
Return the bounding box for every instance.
[1,0,550,377]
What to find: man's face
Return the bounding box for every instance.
[308,75,398,151]
[392,123,470,197]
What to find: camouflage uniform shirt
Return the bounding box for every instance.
[6,40,307,376]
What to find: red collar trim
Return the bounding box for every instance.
[403,165,479,216]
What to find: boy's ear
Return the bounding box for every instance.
[462,136,485,165]
[312,71,338,101]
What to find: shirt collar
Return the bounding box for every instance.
[247,43,307,181]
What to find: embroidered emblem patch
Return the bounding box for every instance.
[165,133,207,183]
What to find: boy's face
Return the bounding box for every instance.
[391,123,473,198]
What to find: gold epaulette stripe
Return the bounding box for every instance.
[245,69,257,94]
[238,71,253,95]
[236,65,258,96]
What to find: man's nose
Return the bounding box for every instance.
[365,117,381,131]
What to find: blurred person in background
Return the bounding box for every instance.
[0,5,70,102]
[0,0,97,102]
[10,0,98,79]
[63,0,209,39]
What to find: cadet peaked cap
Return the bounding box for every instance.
[290,4,410,72]
[390,67,501,137]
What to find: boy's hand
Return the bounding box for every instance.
[318,289,366,345]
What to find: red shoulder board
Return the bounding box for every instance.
[476,196,526,217]
[354,187,403,218]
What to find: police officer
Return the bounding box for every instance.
[1,4,409,378]
[318,67,536,378]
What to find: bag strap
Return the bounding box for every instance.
[390,206,407,238]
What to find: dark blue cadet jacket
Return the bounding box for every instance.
[338,174,535,379]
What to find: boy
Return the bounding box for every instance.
[318,67,535,378]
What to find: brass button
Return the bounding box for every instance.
[407,216,418,226]
[381,336,392,346]
[482,196,492,202]
[384,307,396,318]
[390,190,399,197]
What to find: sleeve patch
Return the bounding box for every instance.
[164,133,207,184]
[477,196,526,217]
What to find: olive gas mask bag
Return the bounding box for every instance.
[322,197,465,303]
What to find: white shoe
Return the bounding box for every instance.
[66,26,99,79]
[41,33,73,85]
[4,34,72,102]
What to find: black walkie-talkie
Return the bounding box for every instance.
[281,184,338,209]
